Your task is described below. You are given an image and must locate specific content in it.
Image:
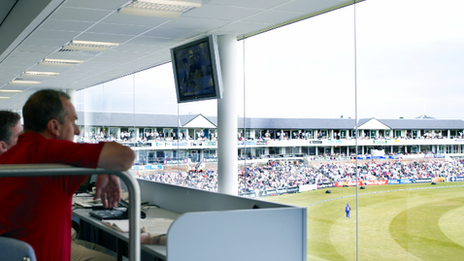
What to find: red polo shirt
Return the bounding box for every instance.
[0,132,105,261]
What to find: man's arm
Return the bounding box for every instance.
[95,142,135,208]
[98,142,135,171]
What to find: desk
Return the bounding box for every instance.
[73,207,179,260]
[76,179,307,261]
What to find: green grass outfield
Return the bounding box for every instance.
[264,182,464,261]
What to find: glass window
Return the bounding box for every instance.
[72,1,464,259]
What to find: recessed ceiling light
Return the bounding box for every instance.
[39,58,84,66]
[72,40,119,46]
[0,90,23,93]
[9,80,41,85]
[21,71,59,77]
[119,0,202,18]
[62,40,119,52]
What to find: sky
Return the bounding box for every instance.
[78,0,464,120]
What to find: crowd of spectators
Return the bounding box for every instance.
[77,130,217,144]
[77,128,464,144]
[137,158,464,194]
[237,160,333,193]
[139,170,218,192]
[71,122,464,145]
[315,159,464,182]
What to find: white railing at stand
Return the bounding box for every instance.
[0,164,141,261]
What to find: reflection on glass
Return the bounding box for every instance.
[74,0,464,259]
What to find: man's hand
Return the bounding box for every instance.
[94,175,121,208]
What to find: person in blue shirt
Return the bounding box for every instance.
[345,204,351,218]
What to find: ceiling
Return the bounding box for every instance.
[0,0,356,110]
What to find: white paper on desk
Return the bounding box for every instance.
[141,218,174,234]
[101,219,130,232]
[101,218,174,234]
[73,197,102,208]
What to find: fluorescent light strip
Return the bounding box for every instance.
[119,0,201,17]
[119,7,183,17]
[22,71,59,77]
[130,2,193,12]
[71,40,119,47]
[0,97,10,99]
[62,40,120,52]
[9,80,41,85]
[0,90,23,93]
[140,0,201,7]
[39,58,84,66]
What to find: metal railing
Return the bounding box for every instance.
[0,164,141,261]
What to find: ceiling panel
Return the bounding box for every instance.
[125,37,178,48]
[163,17,230,30]
[126,53,171,68]
[140,27,200,39]
[40,19,95,31]
[29,30,79,41]
[27,65,74,74]
[62,0,128,10]
[1,87,28,93]
[86,22,154,36]
[215,21,269,35]
[3,52,46,63]
[0,0,356,109]
[102,12,170,27]
[21,37,62,46]
[209,0,290,9]
[185,5,261,21]
[90,53,140,63]
[45,52,92,61]
[0,92,21,98]
[15,45,58,54]
[244,10,304,24]
[0,72,18,79]
[48,7,112,22]
[111,42,156,52]
[74,32,135,44]
[275,0,349,13]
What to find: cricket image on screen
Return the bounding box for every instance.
[174,41,215,99]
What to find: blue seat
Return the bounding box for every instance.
[0,236,37,261]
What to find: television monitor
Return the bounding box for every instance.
[171,35,223,103]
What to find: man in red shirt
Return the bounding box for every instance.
[0,112,116,261]
[0,90,135,261]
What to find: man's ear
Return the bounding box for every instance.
[0,141,8,154]
[47,119,61,138]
